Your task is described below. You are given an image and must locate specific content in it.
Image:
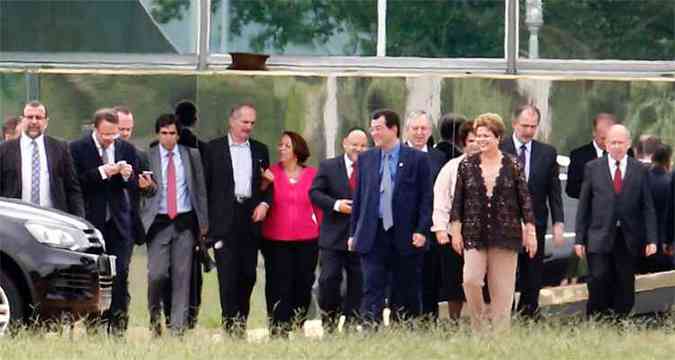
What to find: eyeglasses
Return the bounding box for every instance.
[159,131,177,135]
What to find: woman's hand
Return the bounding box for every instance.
[260,168,274,191]
[451,233,464,255]
[523,223,537,258]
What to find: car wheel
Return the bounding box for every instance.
[0,271,24,335]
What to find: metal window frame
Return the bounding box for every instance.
[0,0,674,78]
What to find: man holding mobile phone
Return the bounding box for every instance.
[138,114,208,336]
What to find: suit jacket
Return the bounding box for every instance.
[647,167,672,247]
[501,137,564,229]
[0,136,84,217]
[70,135,144,243]
[140,144,209,235]
[350,145,433,255]
[575,156,657,256]
[310,155,353,251]
[203,135,271,244]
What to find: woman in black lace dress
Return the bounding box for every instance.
[450,113,536,332]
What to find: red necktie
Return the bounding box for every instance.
[167,151,177,219]
[349,162,357,192]
[613,161,622,194]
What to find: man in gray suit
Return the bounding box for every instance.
[138,114,208,335]
[575,124,657,319]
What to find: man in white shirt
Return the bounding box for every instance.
[0,101,83,216]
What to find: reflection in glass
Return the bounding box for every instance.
[386,0,505,58]
[519,0,675,60]
[0,0,197,54]
[209,0,377,56]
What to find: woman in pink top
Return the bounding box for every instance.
[262,131,320,337]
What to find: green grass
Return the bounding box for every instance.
[3,252,675,359]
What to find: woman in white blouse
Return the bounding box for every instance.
[431,120,479,321]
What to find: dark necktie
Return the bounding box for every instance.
[167,151,177,219]
[518,144,527,169]
[349,162,357,192]
[613,161,622,193]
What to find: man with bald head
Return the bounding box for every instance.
[566,113,617,199]
[310,127,369,331]
[575,124,657,319]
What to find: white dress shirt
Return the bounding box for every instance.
[609,155,627,181]
[333,154,355,212]
[593,140,605,159]
[158,145,192,214]
[512,134,532,181]
[20,134,52,207]
[92,131,116,179]
[228,133,253,199]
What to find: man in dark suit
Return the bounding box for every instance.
[575,124,657,319]
[349,109,432,325]
[138,114,208,336]
[310,127,368,331]
[70,108,144,335]
[203,103,271,335]
[566,113,617,199]
[115,106,149,172]
[403,110,451,321]
[501,104,564,319]
[0,101,84,217]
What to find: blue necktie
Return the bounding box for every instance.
[380,154,393,230]
[30,140,40,205]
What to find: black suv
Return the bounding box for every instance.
[0,198,115,333]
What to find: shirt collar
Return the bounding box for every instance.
[512,134,531,152]
[381,141,401,159]
[228,132,250,147]
[405,141,428,153]
[609,154,628,169]
[160,144,178,158]
[20,133,44,147]
[592,140,604,157]
[344,154,354,169]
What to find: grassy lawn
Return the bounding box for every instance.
[2,252,675,359]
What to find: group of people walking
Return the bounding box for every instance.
[1,100,672,337]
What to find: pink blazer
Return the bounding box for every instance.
[262,163,321,241]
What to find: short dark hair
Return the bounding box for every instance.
[371,109,400,137]
[282,131,311,165]
[2,116,21,134]
[229,103,256,120]
[439,113,466,142]
[113,105,131,115]
[652,144,672,169]
[513,104,541,123]
[175,100,198,127]
[155,113,182,134]
[636,134,661,159]
[24,100,48,117]
[93,108,118,128]
[459,120,475,147]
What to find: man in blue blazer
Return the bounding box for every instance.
[349,109,432,325]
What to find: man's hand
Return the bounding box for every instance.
[119,163,133,178]
[138,174,155,190]
[645,243,657,257]
[336,199,353,214]
[347,237,354,252]
[251,203,269,223]
[102,163,120,177]
[412,233,426,248]
[574,244,586,259]
[552,222,565,248]
[436,231,450,245]
[451,234,463,255]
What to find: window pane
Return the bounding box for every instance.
[386,0,505,58]
[0,0,197,54]
[210,0,378,56]
[519,0,675,60]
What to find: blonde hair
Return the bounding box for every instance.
[473,113,505,139]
